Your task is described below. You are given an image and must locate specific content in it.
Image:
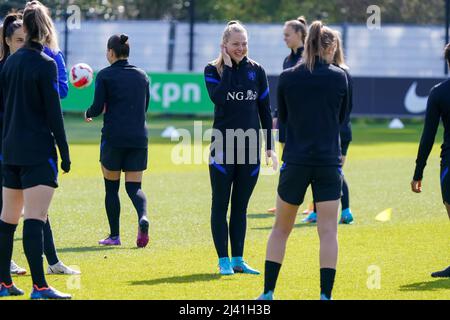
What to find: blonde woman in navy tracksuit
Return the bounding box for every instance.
[258,21,348,300]
[204,21,278,276]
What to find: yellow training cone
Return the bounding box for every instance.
[376,208,392,222]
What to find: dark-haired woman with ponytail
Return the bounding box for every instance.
[85,34,150,249]
[268,16,308,213]
[0,2,71,299]
[204,21,277,276]
[257,21,348,300]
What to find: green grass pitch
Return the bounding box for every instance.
[5,116,450,300]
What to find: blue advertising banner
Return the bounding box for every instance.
[268,76,446,118]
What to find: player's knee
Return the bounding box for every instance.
[272,223,293,239]
[0,210,21,225]
[23,210,48,223]
[318,227,337,241]
[211,197,229,215]
[211,206,228,220]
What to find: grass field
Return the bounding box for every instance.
[5,115,450,300]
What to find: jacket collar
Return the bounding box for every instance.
[291,46,304,58]
[314,56,329,66]
[111,59,129,67]
[232,56,248,68]
[25,41,44,52]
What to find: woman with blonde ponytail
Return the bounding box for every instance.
[303,32,355,224]
[204,21,277,276]
[0,2,71,299]
[25,1,69,99]
[258,21,349,301]
[1,12,78,283]
[20,1,79,277]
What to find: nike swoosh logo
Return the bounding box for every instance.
[404,82,428,114]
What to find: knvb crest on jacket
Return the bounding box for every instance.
[248,71,257,81]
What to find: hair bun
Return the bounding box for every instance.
[3,13,20,28]
[227,20,239,26]
[297,16,307,25]
[120,34,129,44]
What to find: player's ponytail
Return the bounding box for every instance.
[25,1,60,52]
[334,32,349,70]
[23,1,57,49]
[445,43,450,67]
[1,13,23,61]
[297,16,307,26]
[107,33,130,58]
[303,20,337,73]
[212,21,247,76]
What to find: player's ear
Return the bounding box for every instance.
[107,48,114,59]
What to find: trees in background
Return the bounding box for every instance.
[0,0,447,24]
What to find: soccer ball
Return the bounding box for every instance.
[69,63,94,89]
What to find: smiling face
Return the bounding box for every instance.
[283,25,302,50]
[6,27,25,54]
[224,30,248,63]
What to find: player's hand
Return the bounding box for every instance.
[61,160,71,174]
[341,156,347,167]
[272,118,278,130]
[266,150,279,171]
[84,111,93,123]
[221,45,232,67]
[411,180,422,193]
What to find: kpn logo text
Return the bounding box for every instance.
[150,82,201,108]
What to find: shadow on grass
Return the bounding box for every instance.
[399,279,450,292]
[252,223,316,231]
[129,273,223,286]
[57,246,127,253]
[247,213,275,219]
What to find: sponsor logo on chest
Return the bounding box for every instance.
[227,90,258,101]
